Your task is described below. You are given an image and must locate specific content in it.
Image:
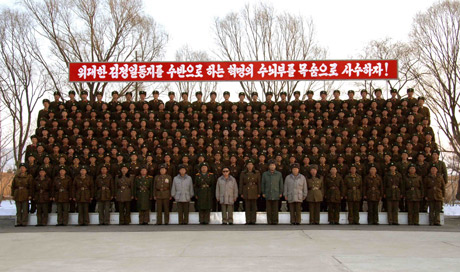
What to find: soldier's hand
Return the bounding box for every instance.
[131,196,134,200]
[262,194,265,198]
[257,194,260,198]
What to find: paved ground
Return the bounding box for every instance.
[1,217,459,272]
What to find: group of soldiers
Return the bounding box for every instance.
[11,87,446,226]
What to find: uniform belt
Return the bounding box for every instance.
[102,186,108,190]
[312,187,319,190]
[330,186,337,189]
[121,186,127,190]
[59,189,66,192]
[392,185,398,188]
[201,184,209,188]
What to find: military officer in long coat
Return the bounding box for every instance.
[115,165,134,225]
[324,166,343,225]
[95,165,114,225]
[404,164,424,225]
[134,166,153,225]
[12,164,33,226]
[306,165,324,225]
[239,160,261,225]
[363,165,383,225]
[384,163,403,225]
[424,164,445,226]
[32,167,52,226]
[154,164,172,225]
[73,166,94,226]
[343,164,363,225]
[194,162,215,224]
[52,167,73,226]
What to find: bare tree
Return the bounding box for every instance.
[213,3,327,101]
[22,0,168,101]
[410,0,460,161]
[0,8,49,167]
[355,38,419,99]
[174,45,218,102]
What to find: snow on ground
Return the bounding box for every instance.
[0,200,16,216]
[2,201,460,216]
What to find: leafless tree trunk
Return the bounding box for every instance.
[22,0,168,101]
[0,8,48,167]
[213,3,327,101]
[410,0,460,162]
[174,45,218,102]
[356,38,419,98]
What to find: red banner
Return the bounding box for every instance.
[69,60,398,82]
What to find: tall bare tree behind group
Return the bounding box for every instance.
[410,0,460,163]
[213,3,327,101]
[22,0,168,101]
[356,38,419,99]
[0,8,48,167]
[174,45,218,102]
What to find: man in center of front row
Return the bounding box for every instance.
[262,160,283,225]
[172,165,194,225]
[284,163,308,225]
[216,167,238,225]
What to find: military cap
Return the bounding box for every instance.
[280,91,287,95]
[59,166,67,171]
[178,164,187,171]
[53,91,61,96]
[69,90,76,95]
[111,91,119,96]
[418,96,425,101]
[430,164,438,169]
[408,163,417,169]
[139,91,146,95]
[266,92,273,96]
[407,88,415,93]
[245,159,255,165]
[348,90,355,94]
[42,99,50,104]
[19,163,27,168]
[181,91,188,96]
[168,91,175,96]
[368,163,377,169]
[251,92,258,97]
[390,88,398,94]
[310,164,318,170]
[291,163,300,170]
[81,90,88,95]
[349,164,357,169]
[195,91,202,96]
[306,90,314,95]
[374,88,382,93]
[159,163,168,169]
[268,159,276,165]
[432,150,440,155]
[360,89,368,94]
[95,91,103,96]
[80,165,88,170]
[389,162,396,167]
[152,90,160,95]
[199,162,209,168]
[238,92,245,96]
[223,91,230,95]
[320,90,327,95]
[210,91,217,95]
[125,91,133,96]
[293,90,301,95]
[333,90,340,94]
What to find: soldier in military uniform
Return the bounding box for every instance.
[12,164,33,226]
[324,166,343,225]
[95,165,114,225]
[239,159,261,225]
[154,164,172,225]
[306,165,324,225]
[134,166,153,225]
[424,164,445,226]
[115,165,134,225]
[384,162,403,225]
[343,164,363,225]
[52,167,73,226]
[404,164,423,225]
[194,162,215,224]
[32,167,52,226]
[73,166,94,226]
[363,165,383,225]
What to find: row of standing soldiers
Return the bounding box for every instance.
[12,157,445,226]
